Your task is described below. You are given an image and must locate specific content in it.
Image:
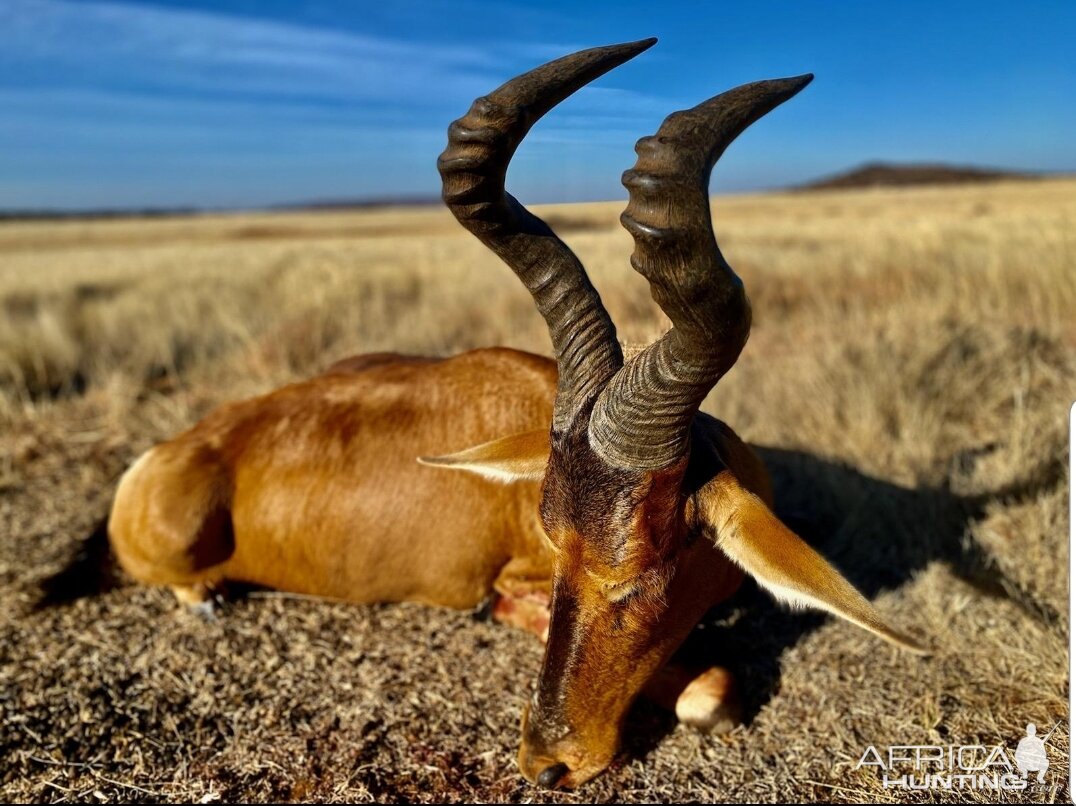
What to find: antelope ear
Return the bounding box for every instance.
[418,429,549,483]
[698,472,928,655]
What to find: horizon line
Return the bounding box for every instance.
[2,163,1066,222]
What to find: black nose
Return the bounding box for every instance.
[536,762,569,789]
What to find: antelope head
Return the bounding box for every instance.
[435,39,923,789]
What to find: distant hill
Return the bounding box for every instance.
[799,162,1038,191]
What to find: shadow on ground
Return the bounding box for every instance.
[619,443,1063,762]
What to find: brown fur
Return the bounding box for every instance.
[110,348,556,609]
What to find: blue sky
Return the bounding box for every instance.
[1,0,1073,211]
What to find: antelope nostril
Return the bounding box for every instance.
[536,762,569,789]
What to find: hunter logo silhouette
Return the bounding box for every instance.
[1014,723,1052,783]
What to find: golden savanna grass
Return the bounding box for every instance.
[1,179,1073,802]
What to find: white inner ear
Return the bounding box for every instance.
[713,522,928,655]
[417,454,544,484]
[417,429,549,485]
[701,478,928,656]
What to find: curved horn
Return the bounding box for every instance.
[438,39,656,431]
[589,74,814,469]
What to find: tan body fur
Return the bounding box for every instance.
[109,347,777,624]
[111,349,562,609]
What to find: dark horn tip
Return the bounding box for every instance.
[746,73,814,101]
[779,72,814,94]
[744,73,815,102]
[591,36,657,63]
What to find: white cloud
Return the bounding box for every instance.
[0,0,506,104]
[0,0,671,208]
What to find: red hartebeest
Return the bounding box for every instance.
[107,39,924,789]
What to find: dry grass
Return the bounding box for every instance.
[1,179,1073,802]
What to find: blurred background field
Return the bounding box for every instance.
[1,178,1073,802]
